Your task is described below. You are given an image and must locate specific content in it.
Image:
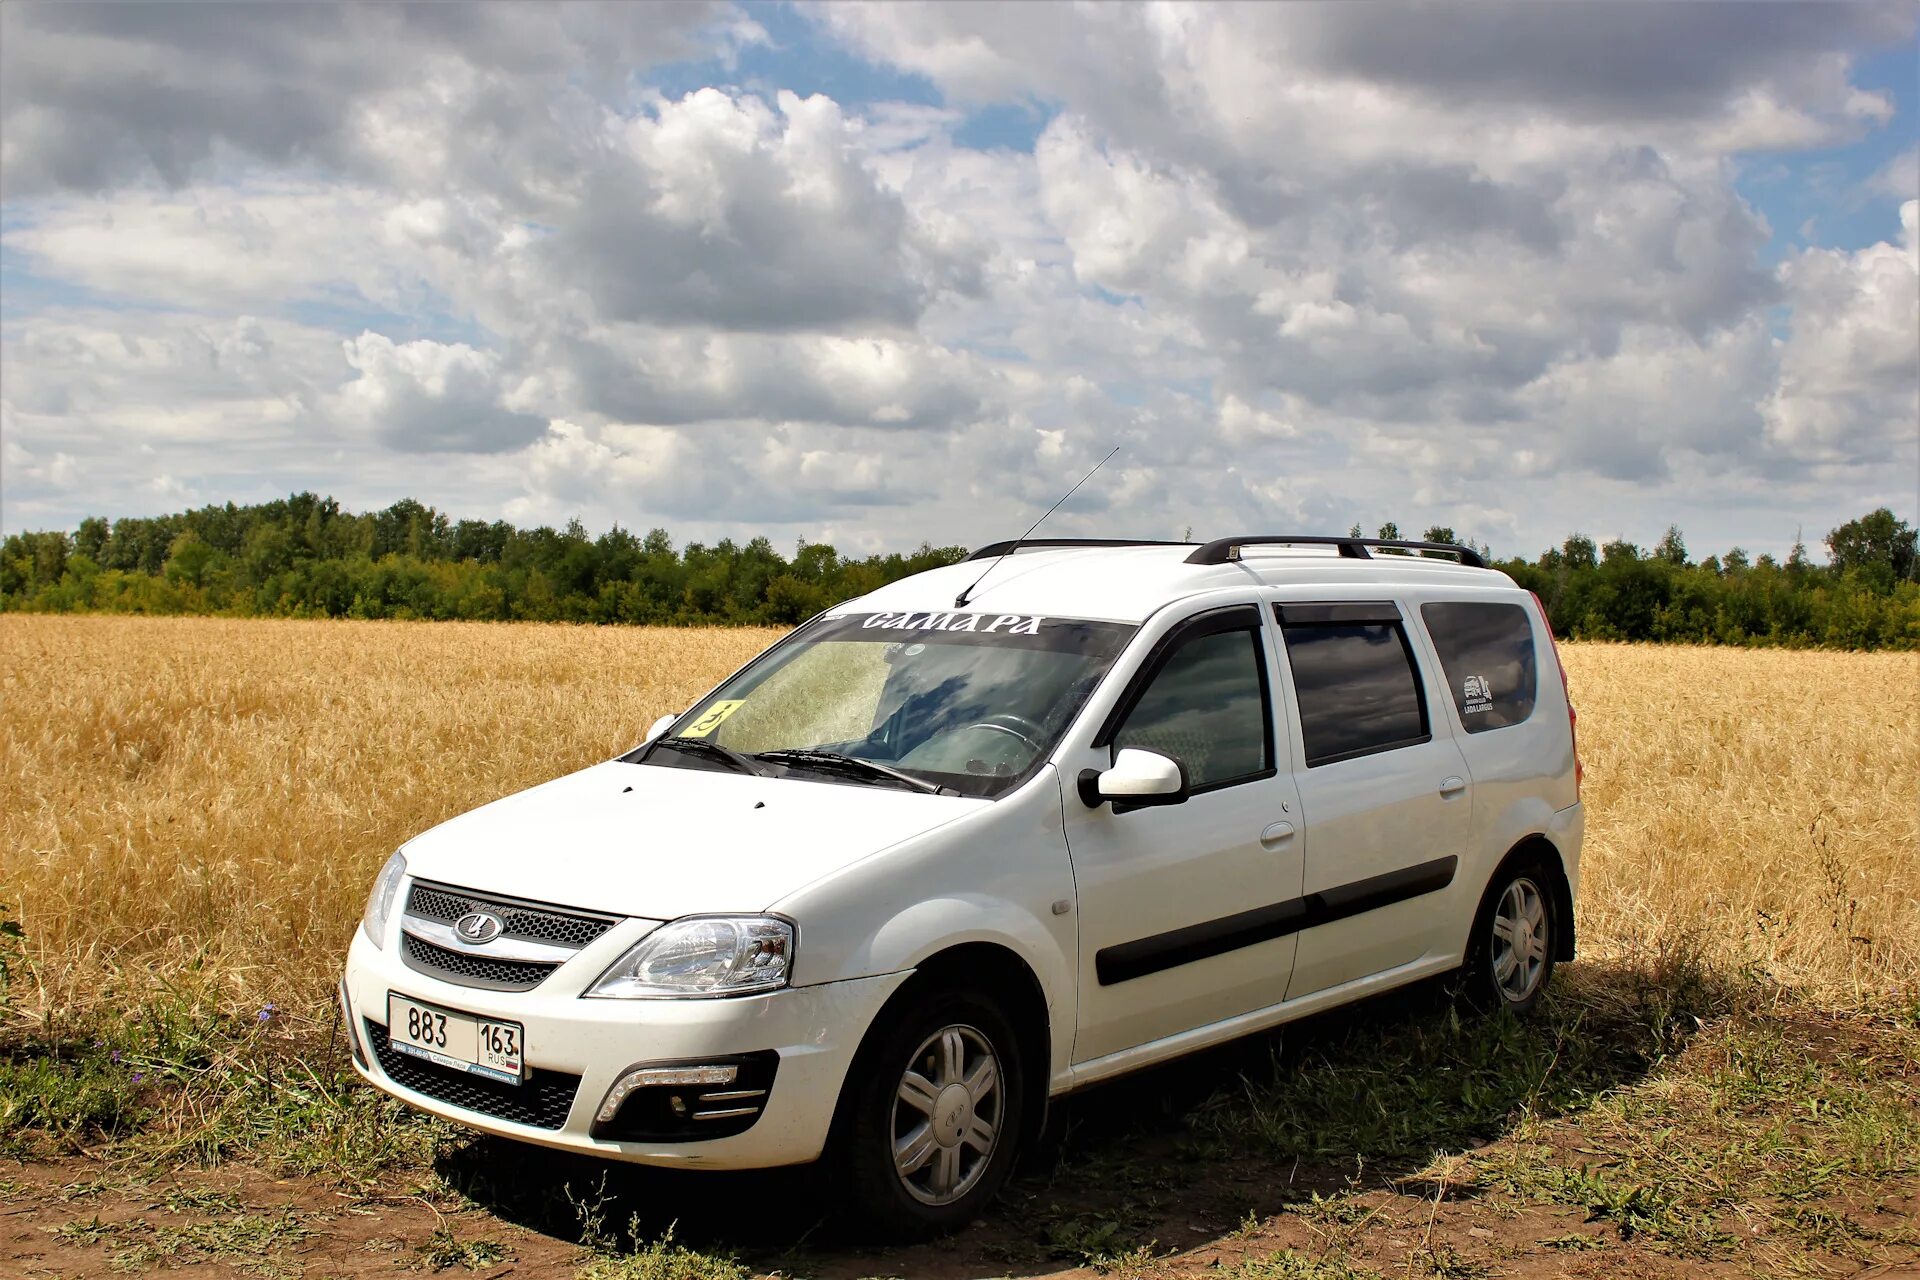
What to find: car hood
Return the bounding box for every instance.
[399,760,988,920]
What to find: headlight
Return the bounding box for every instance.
[585,916,793,999]
[361,851,407,950]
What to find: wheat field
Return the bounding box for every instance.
[2,614,1915,1024]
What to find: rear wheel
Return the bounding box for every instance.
[1463,862,1557,1014]
[836,987,1026,1239]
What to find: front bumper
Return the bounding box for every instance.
[341,921,909,1169]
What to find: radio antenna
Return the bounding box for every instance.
[954,445,1120,608]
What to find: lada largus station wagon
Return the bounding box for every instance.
[341,534,1584,1236]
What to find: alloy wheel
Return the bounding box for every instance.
[1490,877,1550,1003]
[891,1024,1002,1206]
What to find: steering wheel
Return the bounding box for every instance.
[960,713,1046,754]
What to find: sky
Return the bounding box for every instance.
[1,1,1916,561]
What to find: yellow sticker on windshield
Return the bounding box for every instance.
[680,700,746,738]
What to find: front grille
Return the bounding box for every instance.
[407,881,614,948]
[403,934,556,991]
[367,1019,580,1130]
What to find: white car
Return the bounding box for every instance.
[341,535,1583,1236]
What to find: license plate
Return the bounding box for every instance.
[386,993,524,1085]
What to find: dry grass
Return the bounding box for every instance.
[1564,643,1920,1005]
[0,615,776,1020]
[2,616,1916,1024]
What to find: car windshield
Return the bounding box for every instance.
[631,610,1137,798]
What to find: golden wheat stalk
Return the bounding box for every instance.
[2,617,1915,1023]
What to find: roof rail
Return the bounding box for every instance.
[964,537,1195,562]
[1185,535,1488,569]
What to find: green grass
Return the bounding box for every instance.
[159,1186,244,1215]
[7,953,1918,1277]
[47,1214,115,1245]
[574,1223,750,1280]
[1041,1208,1159,1267]
[418,1224,511,1271]
[46,1208,316,1278]
[2,980,444,1181]
[563,1177,751,1280]
[1222,1250,1381,1279]
[1186,968,1706,1175]
[1410,1244,1493,1280]
[998,959,1918,1272]
[1468,1008,1920,1259]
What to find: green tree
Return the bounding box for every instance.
[1827,508,1917,584]
[4,494,1914,652]
[75,517,109,562]
[163,532,218,589]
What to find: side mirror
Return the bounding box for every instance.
[643,713,677,744]
[1078,748,1189,810]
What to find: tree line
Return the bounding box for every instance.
[2,495,1915,648]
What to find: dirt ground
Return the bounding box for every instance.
[10,991,1920,1280]
[7,1147,1917,1279]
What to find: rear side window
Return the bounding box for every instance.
[1114,626,1272,789]
[1420,601,1538,733]
[1277,607,1430,767]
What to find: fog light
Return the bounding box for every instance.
[594,1065,737,1125]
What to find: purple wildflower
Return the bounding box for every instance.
[131,1072,145,1084]
[256,1003,278,1023]
[110,1050,121,1064]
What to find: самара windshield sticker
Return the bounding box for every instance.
[859,612,1047,635]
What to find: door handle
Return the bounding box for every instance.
[1260,821,1296,848]
[1439,776,1467,797]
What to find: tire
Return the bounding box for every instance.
[835,984,1027,1240]
[1461,858,1559,1015]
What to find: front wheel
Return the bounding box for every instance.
[836,987,1027,1239]
[1463,863,1558,1014]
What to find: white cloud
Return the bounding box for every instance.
[332,333,546,454]
[1869,147,1920,201]
[1762,201,1920,464]
[3,184,411,311]
[535,88,951,333]
[544,325,997,431]
[2,311,342,438]
[0,310,351,528]
[2,1,1916,561]
[0,2,745,196]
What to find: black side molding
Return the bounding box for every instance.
[1095,856,1459,985]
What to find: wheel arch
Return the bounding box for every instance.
[1478,833,1576,961]
[829,941,1054,1155]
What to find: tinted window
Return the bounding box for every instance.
[1279,619,1429,766]
[1115,628,1270,788]
[1420,602,1538,732]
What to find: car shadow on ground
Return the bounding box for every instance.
[436,957,1717,1274]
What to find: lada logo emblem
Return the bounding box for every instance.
[454,911,503,944]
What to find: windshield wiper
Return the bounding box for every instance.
[754,749,948,795]
[649,736,765,775]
